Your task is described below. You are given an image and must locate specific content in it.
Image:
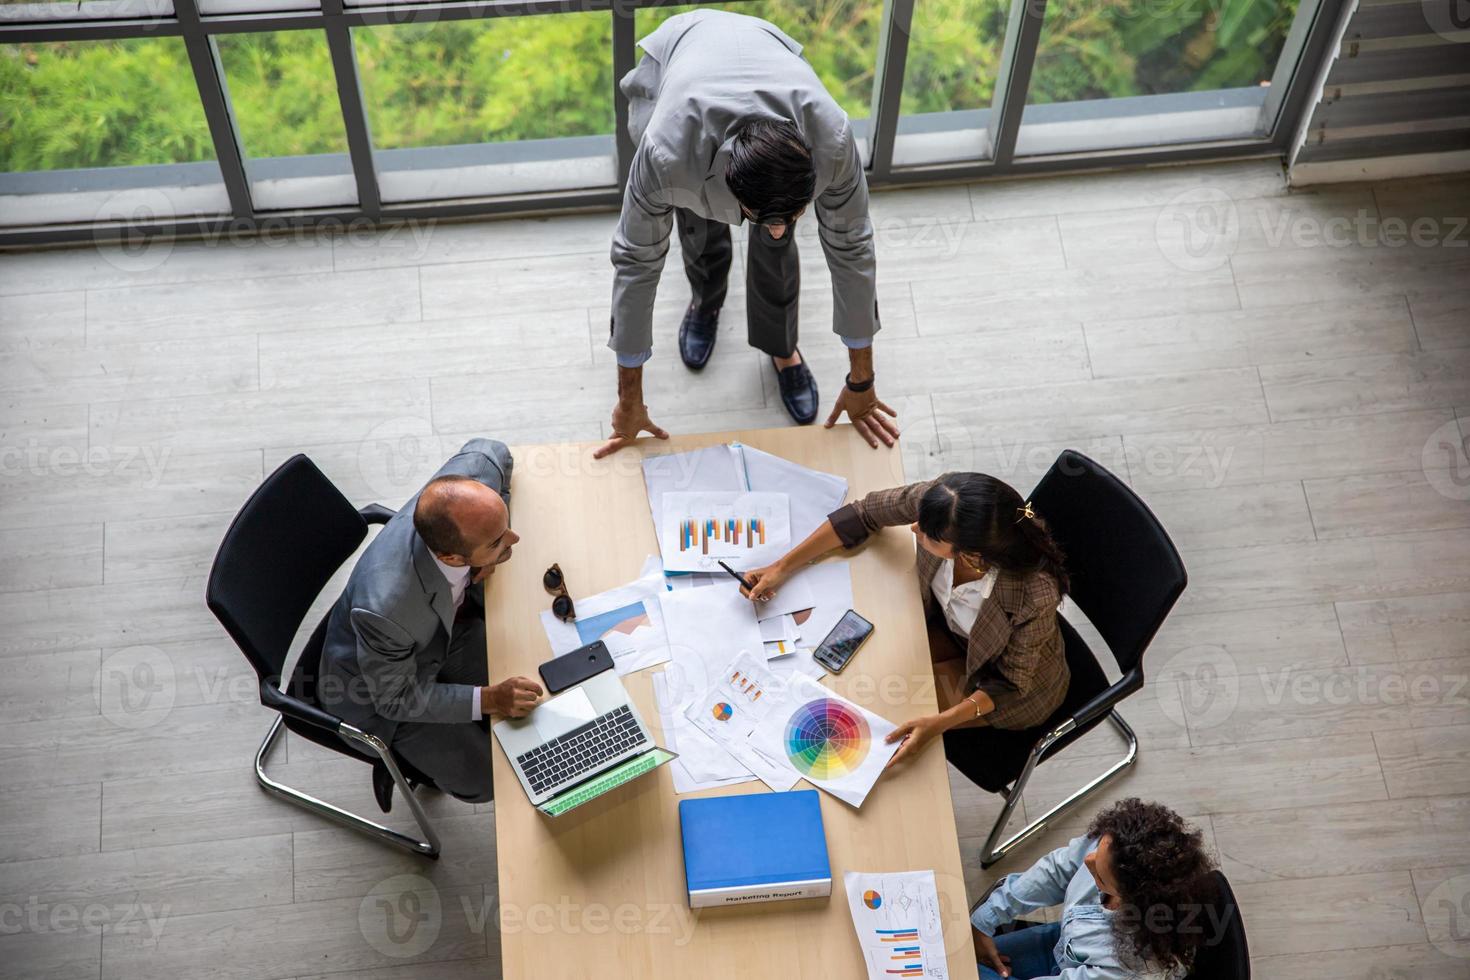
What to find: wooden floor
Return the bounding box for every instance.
[1,159,1467,979]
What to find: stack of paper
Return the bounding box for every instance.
[685,651,900,808]
[643,443,847,571]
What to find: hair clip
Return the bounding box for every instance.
[1015,500,1036,523]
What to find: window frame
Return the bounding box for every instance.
[0,0,1351,246]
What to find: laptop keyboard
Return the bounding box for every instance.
[517,704,648,796]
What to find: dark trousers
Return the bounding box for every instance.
[391,618,494,804]
[676,207,800,359]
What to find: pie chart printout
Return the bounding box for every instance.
[784,697,871,781]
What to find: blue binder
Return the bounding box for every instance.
[679,790,832,908]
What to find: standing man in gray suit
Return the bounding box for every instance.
[595,9,900,457]
[319,439,542,810]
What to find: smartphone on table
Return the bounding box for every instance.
[812,610,874,674]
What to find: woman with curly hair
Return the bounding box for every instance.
[970,798,1217,980]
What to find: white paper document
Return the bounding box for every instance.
[759,614,800,643]
[738,442,850,542]
[642,442,847,554]
[844,870,951,980]
[753,574,816,622]
[778,561,856,678]
[538,561,671,675]
[688,652,900,806]
[658,490,792,572]
[651,672,756,794]
[684,652,802,792]
[656,581,771,785]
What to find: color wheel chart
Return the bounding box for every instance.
[784,697,871,780]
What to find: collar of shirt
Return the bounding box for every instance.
[932,558,997,606]
[432,554,472,611]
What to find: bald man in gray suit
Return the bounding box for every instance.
[596,9,900,455]
[318,439,542,809]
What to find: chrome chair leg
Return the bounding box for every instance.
[254,716,442,858]
[979,709,1137,869]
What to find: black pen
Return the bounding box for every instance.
[716,560,754,592]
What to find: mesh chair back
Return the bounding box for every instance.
[206,455,367,681]
[1029,450,1187,676]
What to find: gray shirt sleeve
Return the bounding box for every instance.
[815,121,878,342]
[608,141,675,357]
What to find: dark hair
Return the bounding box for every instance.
[916,473,1070,593]
[1088,799,1216,974]
[724,119,814,223]
[412,474,478,557]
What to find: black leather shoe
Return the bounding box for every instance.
[372,760,394,814]
[371,761,420,814]
[773,351,819,425]
[679,303,720,370]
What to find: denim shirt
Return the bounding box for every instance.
[971,835,1173,980]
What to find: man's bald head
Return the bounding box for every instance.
[413,475,509,562]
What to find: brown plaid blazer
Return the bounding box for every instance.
[828,476,1069,730]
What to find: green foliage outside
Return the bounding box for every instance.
[1,0,1297,173]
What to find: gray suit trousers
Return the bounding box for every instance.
[390,618,494,803]
[677,207,800,359]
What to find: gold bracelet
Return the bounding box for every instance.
[965,693,983,718]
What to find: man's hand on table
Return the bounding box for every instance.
[824,343,899,448]
[483,677,543,718]
[593,364,670,459]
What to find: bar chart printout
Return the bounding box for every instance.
[844,870,950,980]
[659,491,791,572]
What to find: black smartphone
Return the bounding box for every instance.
[813,610,874,674]
[538,640,614,694]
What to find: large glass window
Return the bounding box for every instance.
[353,13,616,203]
[215,30,355,210]
[0,38,229,227]
[893,0,1008,165]
[1016,0,1302,156]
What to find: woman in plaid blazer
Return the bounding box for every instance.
[742,473,1070,767]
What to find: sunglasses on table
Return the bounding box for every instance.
[543,563,575,622]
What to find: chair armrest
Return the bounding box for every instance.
[1070,667,1145,733]
[259,678,343,734]
[359,503,396,525]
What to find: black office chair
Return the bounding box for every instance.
[1184,871,1250,980]
[206,454,442,858]
[943,450,1187,867]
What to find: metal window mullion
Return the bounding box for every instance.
[867,0,914,177]
[321,0,381,216]
[176,0,254,218]
[612,5,635,189]
[987,0,1048,164]
[1258,0,1332,137]
[1273,0,1355,154]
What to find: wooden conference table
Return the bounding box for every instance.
[484,424,980,980]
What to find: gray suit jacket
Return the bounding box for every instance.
[609,9,878,356]
[318,439,512,744]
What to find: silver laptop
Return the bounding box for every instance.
[492,669,675,817]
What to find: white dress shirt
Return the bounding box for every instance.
[433,555,484,722]
[930,559,998,638]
